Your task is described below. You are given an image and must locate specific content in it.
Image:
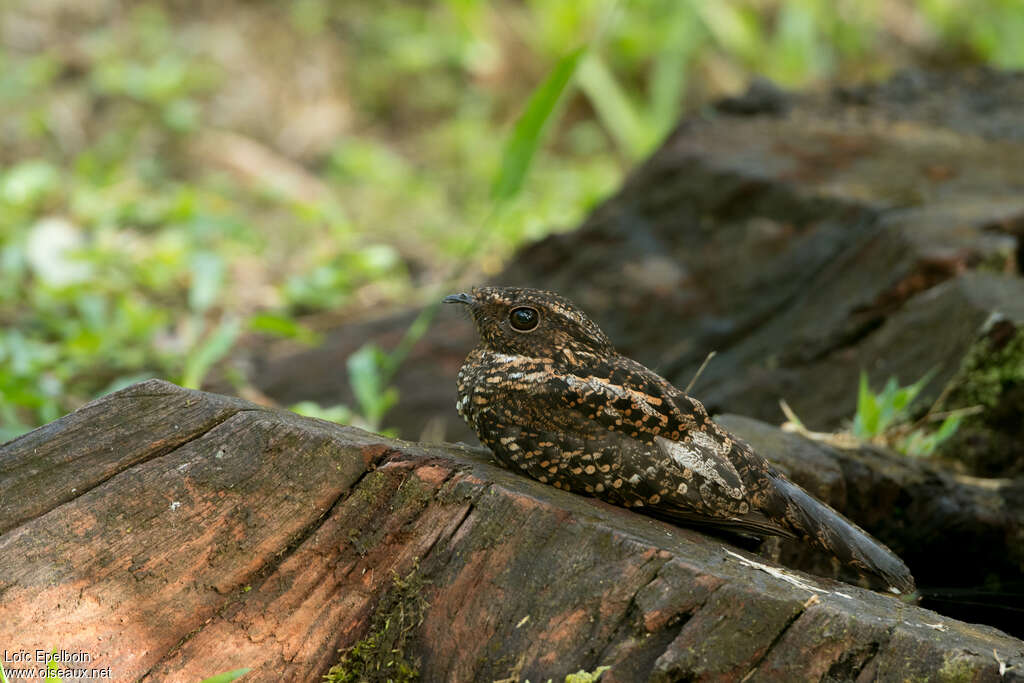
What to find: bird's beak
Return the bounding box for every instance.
[443,292,476,306]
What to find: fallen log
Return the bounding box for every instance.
[1,380,1021,681]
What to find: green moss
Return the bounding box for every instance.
[936,653,977,683]
[948,319,1024,410]
[390,475,438,514]
[492,664,612,683]
[325,562,429,683]
[339,466,451,571]
[564,665,611,682]
[939,318,1024,476]
[347,528,371,557]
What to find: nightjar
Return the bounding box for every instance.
[445,286,915,594]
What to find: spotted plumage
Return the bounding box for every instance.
[445,286,916,594]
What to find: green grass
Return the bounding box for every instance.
[2,0,1023,438]
[852,371,964,457]
[852,371,934,442]
[198,669,251,683]
[783,371,970,457]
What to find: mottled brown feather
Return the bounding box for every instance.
[447,286,916,594]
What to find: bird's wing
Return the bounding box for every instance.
[551,358,748,491]
[476,356,797,536]
[547,372,796,535]
[488,356,774,522]
[484,356,915,592]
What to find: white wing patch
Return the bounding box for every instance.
[655,435,744,499]
[691,429,729,457]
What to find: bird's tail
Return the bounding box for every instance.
[773,478,916,595]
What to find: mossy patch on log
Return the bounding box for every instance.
[937,651,981,683]
[940,316,1024,477]
[326,562,429,683]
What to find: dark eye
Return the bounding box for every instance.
[509,306,539,332]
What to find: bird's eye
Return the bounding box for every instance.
[509,306,539,332]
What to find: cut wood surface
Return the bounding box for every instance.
[1,380,1022,682]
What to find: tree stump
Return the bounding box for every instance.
[1,380,1022,682]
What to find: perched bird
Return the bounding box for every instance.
[445,286,916,594]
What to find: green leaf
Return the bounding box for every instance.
[896,411,961,457]
[649,6,701,133]
[881,376,899,400]
[249,312,323,345]
[1,159,60,206]
[898,429,926,456]
[197,669,251,683]
[0,398,33,443]
[188,251,225,314]
[381,302,437,384]
[853,370,941,442]
[889,387,911,414]
[491,46,586,203]
[44,650,62,682]
[877,376,904,433]
[181,316,242,389]
[347,344,385,409]
[346,343,399,429]
[290,401,354,425]
[853,372,880,438]
[163,98,200,132]
[933,414,962,442]
[904,368,936,406]
[888,370,936,432]
[694,2,764,61]
[577,54,652,158]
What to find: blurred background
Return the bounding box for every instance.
[3,0,1024,440]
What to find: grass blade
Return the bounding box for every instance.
[491,46,586,203]
[577,53,650,158]
[198,669,252,683]
[181,316,242,389]
[853,371,878,439]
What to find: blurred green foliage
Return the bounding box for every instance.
[2,0,1023,439]
[784,371,965,457]
[852,371,934,442]
[337,42,586,433]
[852,371,963,457]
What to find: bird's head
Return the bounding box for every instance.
[444,286,614,361]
